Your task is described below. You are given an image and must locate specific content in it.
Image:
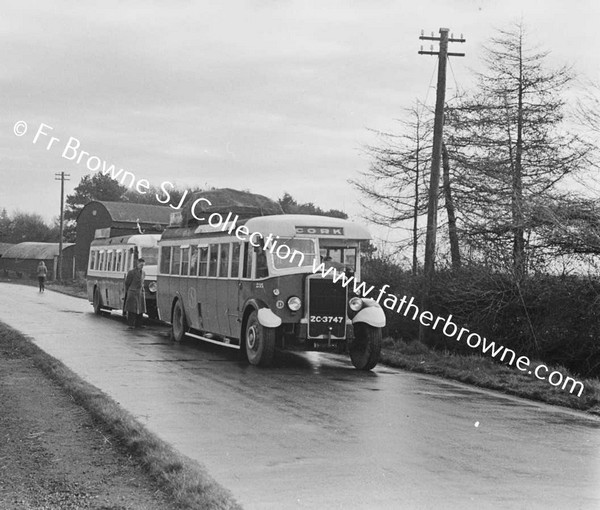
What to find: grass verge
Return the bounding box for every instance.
[0,320,242,510]
[0,274,87,299]
[380,338,600,415]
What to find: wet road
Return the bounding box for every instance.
[0,283,599,509]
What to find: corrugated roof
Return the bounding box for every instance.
[179,188,283,226]
[0,243,14,256]
[79,201,172,224]
[2,242,75,260]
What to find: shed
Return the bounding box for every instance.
[0,242,75,280]
[75,201,171,275]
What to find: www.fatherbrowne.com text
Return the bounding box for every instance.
[14,120,191,210]
[199,211,584,396]
[311,261,585,397]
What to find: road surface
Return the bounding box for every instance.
[0,282,598,509]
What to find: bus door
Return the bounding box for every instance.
[225,241,242,339]
[234,241,268,340]
[235,242,253,340]
[212,241,239,338]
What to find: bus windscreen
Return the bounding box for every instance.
[140,247,159,266]
[271,239,317,270]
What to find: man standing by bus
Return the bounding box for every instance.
[124,258,146,329]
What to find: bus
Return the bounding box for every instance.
[156,214,386,370]
[87,232,160,319]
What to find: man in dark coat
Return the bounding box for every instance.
[124,258,146,329]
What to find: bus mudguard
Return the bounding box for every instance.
[352,299,386,328]
[257,308,282,328]
[243,298,282,328]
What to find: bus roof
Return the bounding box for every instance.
[90,234,161,248]
[246,215,371,239]
[175,214,372,240]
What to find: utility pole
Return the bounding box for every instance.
[55,172,70,282]
[418,28,465,343]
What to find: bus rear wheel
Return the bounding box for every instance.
[245,310,275,367]
[350,323,382,370]
[93,287,103,315]
[171,299,188,342]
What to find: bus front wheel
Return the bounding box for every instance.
[244,310,275,367]
[93,287,104,315]
[350,323,382,370]
[171,300,188,342]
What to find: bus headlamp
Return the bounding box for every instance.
[349,297,363,312]
[148,281,158,293]
[287,296,302,311]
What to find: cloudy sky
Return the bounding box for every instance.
[2,0,598,246]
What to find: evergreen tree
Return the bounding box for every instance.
[278,192,348,219]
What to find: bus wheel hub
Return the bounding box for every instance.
[247,326,257,350]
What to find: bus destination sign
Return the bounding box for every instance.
[295,226,344,235]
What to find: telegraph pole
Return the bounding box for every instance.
[418,28,465,343]
[55,172,70,282]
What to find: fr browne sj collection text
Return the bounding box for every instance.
[13,121,198,210]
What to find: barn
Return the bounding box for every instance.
[0,243,14,258]
[75,201,171,275]
[0,242,75,280]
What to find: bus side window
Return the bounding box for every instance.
[189,246,198,276]
[198,246,208,276]
[208,245,218,277]
[219,244,230,277]
[171,247,181,275]
[242,242,251,278]
[231,243,240,278]
[89,250,96,271]
[160,246,171,274]
[256,246,268,279]
[181,247,190,276]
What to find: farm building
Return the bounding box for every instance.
[0,243,14,258]
[0,242,75,280]
[75,201,171,275]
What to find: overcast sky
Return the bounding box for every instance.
[2,0,598,247]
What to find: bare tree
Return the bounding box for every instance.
[446,22,592,279]
[576,81,600,138]
[352,103,433,274]
[442,142,460,269]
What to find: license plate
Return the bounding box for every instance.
[310,315,344,324]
